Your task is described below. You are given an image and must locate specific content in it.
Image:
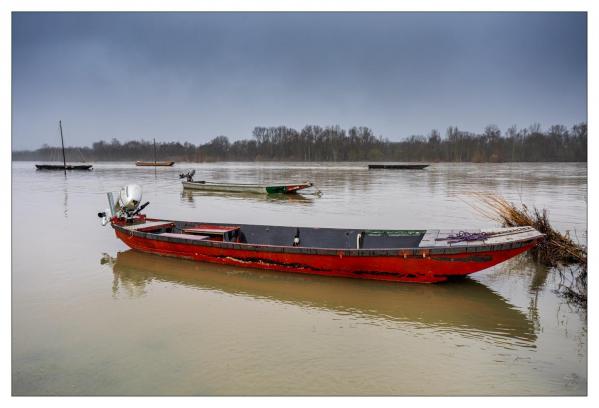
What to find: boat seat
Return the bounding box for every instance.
[181,225,241,243]
[183,225,240,235]
[123,221,175,232]
[159,233,210,241]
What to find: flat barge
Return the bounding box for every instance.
[368,164,430,170]
[135,161,175,167]
[36,164,93,170]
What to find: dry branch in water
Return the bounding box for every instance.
[467,192,586,266]
[467,192,587,307]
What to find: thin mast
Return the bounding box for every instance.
[153,138,156,164]
[59,120,67,170]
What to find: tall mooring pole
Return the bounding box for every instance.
[59,120,67,173]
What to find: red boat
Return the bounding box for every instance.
[100,185,544,283]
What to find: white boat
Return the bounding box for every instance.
[182,180,313,194]
[179,170,314,194]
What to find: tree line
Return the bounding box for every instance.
[12,123,587,162]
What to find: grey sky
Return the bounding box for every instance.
[12,12,587,150]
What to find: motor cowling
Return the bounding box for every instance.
[179,169,195,182]
[117,184,143,213]
[98,184,150,225]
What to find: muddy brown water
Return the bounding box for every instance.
[12,162,587,395]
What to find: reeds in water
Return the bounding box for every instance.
[467,192,587,307]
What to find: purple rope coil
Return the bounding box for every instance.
[436,231,491,244]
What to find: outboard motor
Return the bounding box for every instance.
[179,169,196,182]
[98,184,150,225]
[116,184,143,214]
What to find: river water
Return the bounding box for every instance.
[11,161,587,395]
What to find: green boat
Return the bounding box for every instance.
[180,170,314,194]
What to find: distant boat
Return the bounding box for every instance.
[182,180,314,194]
[179,170,314,194]
[36,164,93,170]
[368,164,429,170]
[135,138,175,167]
[35,121,93,171]
[136,161,175,167]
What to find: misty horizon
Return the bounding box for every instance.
[11,121,587,151]
[12,122,587,163]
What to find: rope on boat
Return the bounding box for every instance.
[435,226,532,243]
[441,231,491,243]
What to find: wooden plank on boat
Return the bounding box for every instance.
[427,229,482,247]
[418,229,439,247]
[424,226,543,248]
[466,239,486,247]
[434,230,453,242]
[483,230,542,245]
[160,233,209,241]
[123,221,175,231]
[183,226,240,235]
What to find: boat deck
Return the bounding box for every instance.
[120,220,541,251]
[123,220,175,232]
[123,219,425,249]
[419,227,540,248]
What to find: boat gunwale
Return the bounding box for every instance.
[113,220,544,257]
[182,181,313,188]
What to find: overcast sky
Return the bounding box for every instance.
[12,12,587,150]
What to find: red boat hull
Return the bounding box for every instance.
[114,229,538,283]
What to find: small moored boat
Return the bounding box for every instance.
[368,164,429,170]
[36,164,92,170]
[183,180,314,194]
[135,139,175,166]
[98,184,544,283]
[35,120,93,171]
[180,170,314,194]
[136,161,175,167]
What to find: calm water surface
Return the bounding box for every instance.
[12,162,587,395]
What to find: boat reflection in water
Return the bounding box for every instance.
[102,250,537,348]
